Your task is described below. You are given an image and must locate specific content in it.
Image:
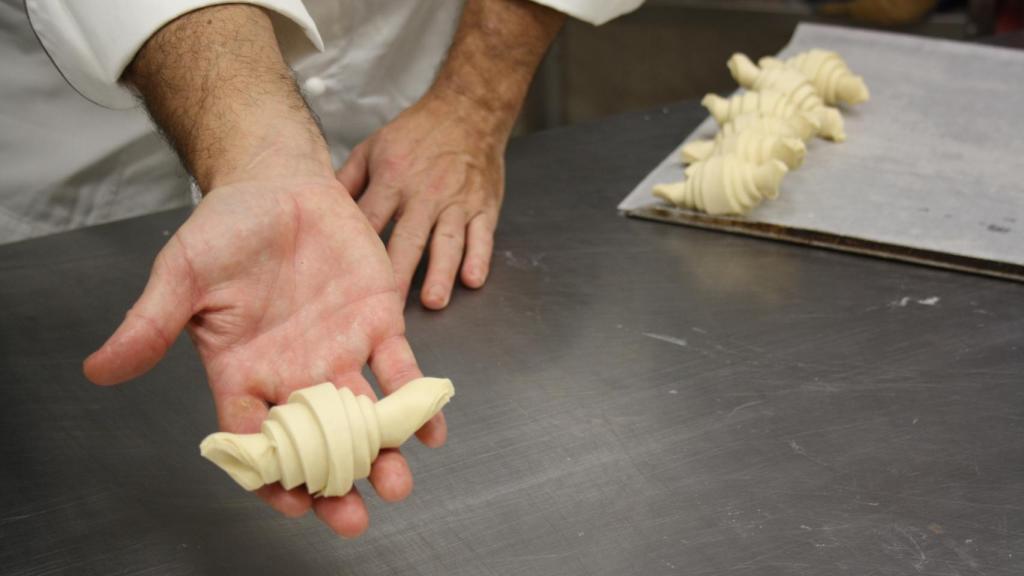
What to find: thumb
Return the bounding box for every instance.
[84,241,196,385]
[335,143,369,199]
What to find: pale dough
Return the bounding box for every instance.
[651,47,869,216]
[729,53,827,112]
[681,129,806,169]
[759,49,870,106]
[653,156,787,215]
[702,89,846,142]
[199,377,455,497]
[722,112,819,143]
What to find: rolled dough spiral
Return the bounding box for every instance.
[759,49,870,106]
[200,377,454,497]
[681,130,806,169]
[703,89,845,142]
[653,155,787,215]
[728,53,826,112]
[722,112,818,143]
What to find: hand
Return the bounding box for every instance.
[83,177,447,537]
[337,93,505,310]
[334,0,566,310]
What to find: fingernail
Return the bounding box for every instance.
[428,285,447,306]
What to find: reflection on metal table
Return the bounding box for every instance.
[1,102,1022,575]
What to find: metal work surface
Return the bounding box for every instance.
[2,103,1022,575]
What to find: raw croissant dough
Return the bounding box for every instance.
[726,53,846,141]
[652,47,869,216]
[722,112,819,143]
[759,49,870,106]
[702,90,846,142]
[653,156,787,215]
[680,129,806,169]
[200,377,454,497]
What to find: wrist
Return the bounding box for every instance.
[421,83,520,144]
[195,110,334,192]
[426,0,566,140]
[125,5,334,193]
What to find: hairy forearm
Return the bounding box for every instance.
[431,0,565,137]
[125,5,332,192]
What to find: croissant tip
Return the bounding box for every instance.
[754,160,788,200]
[200,433,265,491]
[726,53,759,86]
[701,94,729,123]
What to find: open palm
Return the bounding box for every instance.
[84,177,446,537]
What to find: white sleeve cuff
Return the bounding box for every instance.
[530,0,645,25]
[26,0,324,109]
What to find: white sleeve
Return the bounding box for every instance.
[529,0,645,25]
[25,0,324,109]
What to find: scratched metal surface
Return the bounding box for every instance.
[2,103,1023,576]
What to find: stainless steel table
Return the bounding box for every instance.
[2,103,1022,575]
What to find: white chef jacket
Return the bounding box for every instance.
[1,0,642,244]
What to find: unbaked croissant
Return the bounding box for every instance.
[721,112,819,143]
[728,53,829,113]
[653,155,788,215]
[703,89,846,142]
[200,378,454,497]
[681,129,806,169]
[759,49,870,106]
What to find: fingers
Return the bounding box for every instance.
[370,335,447,448]
[331,371,378,401]
[83,240,195,385]
[256,484,313,519]
[336,144,369,199]
[369,448,413,502]
[386,205,436,301]
[256,460,406,536]
[357,183,401,234]
[420,207,466,310]
[261,459,409,535]
[386,202,495,304]
[461,212,496,289]
[370,336,422,396]
[314,487,370,538]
